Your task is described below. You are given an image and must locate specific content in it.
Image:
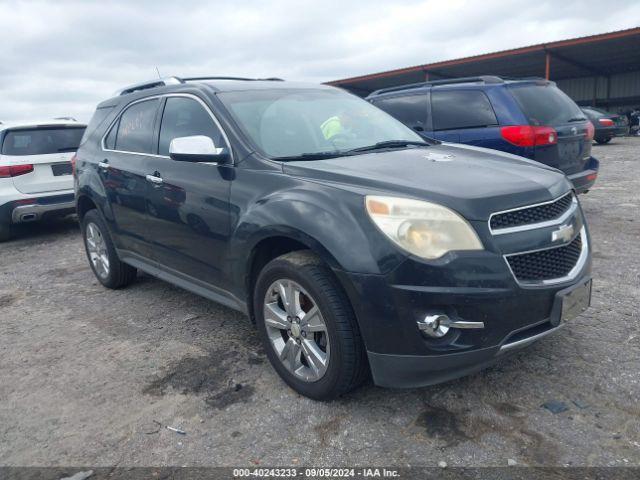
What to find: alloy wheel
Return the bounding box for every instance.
[85,222,110,279]
[263,279,330,382]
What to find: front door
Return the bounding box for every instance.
[144,95,232,288]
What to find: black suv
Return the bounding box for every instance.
[75,76,592,399]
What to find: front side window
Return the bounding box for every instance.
[158,97,225,156]
[218,88,423,158]
[372,94,428,131]
[114,99,159,153]
[2,127,85,156]
[432,90,498,130]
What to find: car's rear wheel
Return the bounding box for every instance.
[254,250,368,400]
[0,221,11,242]
[596,137,612,144]
[81,209,137,289]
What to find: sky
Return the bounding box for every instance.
[1,0,639,123]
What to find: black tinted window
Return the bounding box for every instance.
[509,84,584,126]
[158,97,225,156]
[372,94,428,130]
[115,99,159,153]
[104,119,118,149]
[432,90,497,130]
[81,107,113,145]
[2,127,85,156]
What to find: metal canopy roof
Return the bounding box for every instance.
[327,27,640,96]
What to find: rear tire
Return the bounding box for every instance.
[254,250,368,400]
[0,221,11,242]
[596,137,612,144]
[81,209,137,289]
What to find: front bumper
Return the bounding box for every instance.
[336,216,592,388]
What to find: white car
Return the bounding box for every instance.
[0,119,86,241]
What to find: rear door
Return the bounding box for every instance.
[370,92,431,137]
[1,125,85,194]
[431,89,500,145]
[101,97,160,258]
[508,83,591,175]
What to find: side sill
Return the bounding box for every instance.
[117,249,248,314]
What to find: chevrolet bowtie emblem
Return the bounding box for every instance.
[552,224,575,243]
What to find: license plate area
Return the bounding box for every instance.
[553,278,592,325]
[51,163,72,176]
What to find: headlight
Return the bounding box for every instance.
[365,196,483,259]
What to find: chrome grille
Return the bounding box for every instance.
[490,192,574,232]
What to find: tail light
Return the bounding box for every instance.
[70,154,77,176]
[500,125,557,147]
[0,164,34,178]
[585,122,595,140]
[598,118,614,127]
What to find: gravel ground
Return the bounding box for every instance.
[0,138,638,468]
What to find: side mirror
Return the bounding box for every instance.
[169,135,230,163]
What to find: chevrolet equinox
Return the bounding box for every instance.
[75,76,592,399]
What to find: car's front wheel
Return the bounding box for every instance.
[254,251,368,400]
[81,209,137,289]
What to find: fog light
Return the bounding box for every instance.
[417,314,450,338]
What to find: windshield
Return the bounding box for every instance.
[2,127,85,156]
[508,84,585,126]
[218,88,424,158]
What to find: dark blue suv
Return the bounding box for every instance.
[367,76,599,193]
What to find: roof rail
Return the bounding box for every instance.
[53,116,77,122]
[115,76,184,96]
[368,75,504,97]
[181,76,284,82]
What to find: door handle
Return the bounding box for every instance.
[98,161,110,170]
[146,174,163,185]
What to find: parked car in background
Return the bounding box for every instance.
[0,119,86,241]
[367,76,599,194]
[75,76,591,399]
[580,106,629,144]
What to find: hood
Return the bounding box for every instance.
[282,143,571,220]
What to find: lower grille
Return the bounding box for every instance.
[506,233,583,283]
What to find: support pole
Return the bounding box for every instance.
[545,51,551,80]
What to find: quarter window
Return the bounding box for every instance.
[158,97,225,156]
[432,90,497,130]
[114,99,159,153]
[372,94,428,131]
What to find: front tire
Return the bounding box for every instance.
[81,209,137,289]
[254,250,368,400]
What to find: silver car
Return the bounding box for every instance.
[0,119,85,241]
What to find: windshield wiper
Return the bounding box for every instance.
[272,151,347,161]
[567,116,587,122]
[346,140,429,154]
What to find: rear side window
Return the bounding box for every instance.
[508,84,584,126]
[114,99,159,153]
[432,90,497,130]
[158,97,225,156]
[372,94,428,131]
[2,127,85,156]
[80,106,113,145]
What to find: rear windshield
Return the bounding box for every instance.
[508,84,585,126]
[2,127,85,156]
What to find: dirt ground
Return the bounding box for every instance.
[0,138,638,468]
